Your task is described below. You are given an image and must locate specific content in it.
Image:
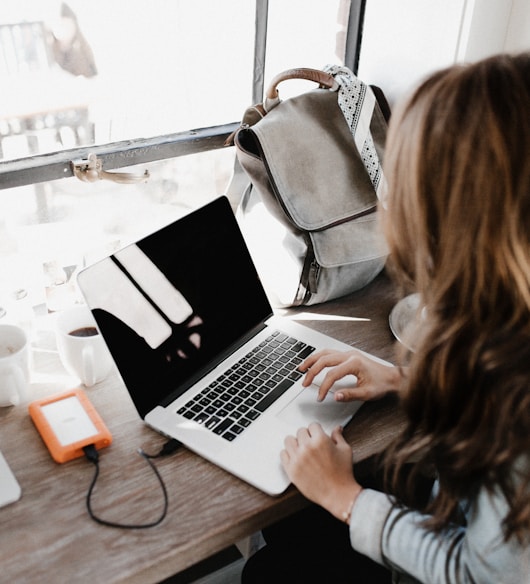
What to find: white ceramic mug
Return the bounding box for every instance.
[0,324,30,407]
[55,305,114,387]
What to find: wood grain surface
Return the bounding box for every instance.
[0,271,404,584]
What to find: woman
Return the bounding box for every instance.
[242,53,530,583]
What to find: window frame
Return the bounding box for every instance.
[0,0,365,191]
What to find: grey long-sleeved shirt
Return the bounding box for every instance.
[349,470,530,583]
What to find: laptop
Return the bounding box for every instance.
[0,450,21,508]
[77,196,385,495]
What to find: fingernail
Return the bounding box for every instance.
[336,392,344,402]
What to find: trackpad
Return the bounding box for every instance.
[276,376,362,430]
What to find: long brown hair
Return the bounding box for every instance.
[382,53,530,541]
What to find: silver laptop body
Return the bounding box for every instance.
[78,196,383,495]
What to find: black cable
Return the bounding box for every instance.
[83,438,181,529]
[141,438,182,459]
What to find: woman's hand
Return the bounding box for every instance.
[299,348,403,403]
[281,423,361,523]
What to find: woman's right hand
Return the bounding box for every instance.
[299,348,403,403]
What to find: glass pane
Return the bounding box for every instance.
[0,148,234,316]
[265,0,349,99]
[0,0,345,324]
[0,0,255,161]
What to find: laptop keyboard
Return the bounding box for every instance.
[177,330,315,441]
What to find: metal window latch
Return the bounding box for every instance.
[71,153,149,184]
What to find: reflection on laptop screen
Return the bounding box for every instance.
[78,197,272,418]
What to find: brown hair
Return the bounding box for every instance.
[382,53,530,541]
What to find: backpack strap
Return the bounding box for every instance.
[324,64,387,201]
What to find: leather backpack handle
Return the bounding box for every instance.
[265,68,338,100]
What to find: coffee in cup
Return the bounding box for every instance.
[69,326,98,338]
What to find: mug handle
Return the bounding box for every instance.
[82,345,96,387]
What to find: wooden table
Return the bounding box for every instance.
[0,271,404,584]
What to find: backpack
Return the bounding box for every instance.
[227,66,390,307]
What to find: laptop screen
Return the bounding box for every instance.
[78,196,273,418]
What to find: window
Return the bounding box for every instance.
[0,0,364,314]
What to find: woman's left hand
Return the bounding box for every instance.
[280,423,362,523]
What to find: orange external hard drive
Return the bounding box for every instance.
[29,388,112,463]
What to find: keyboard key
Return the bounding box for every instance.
[194,412,209,424]
[298,345,315,359]
[255,378,294,412]
[213,418,233,434]
[206,416,221,429]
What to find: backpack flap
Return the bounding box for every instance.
[250,90,377,228]
[236,88,387,265]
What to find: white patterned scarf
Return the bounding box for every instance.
[324,64,387,202]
